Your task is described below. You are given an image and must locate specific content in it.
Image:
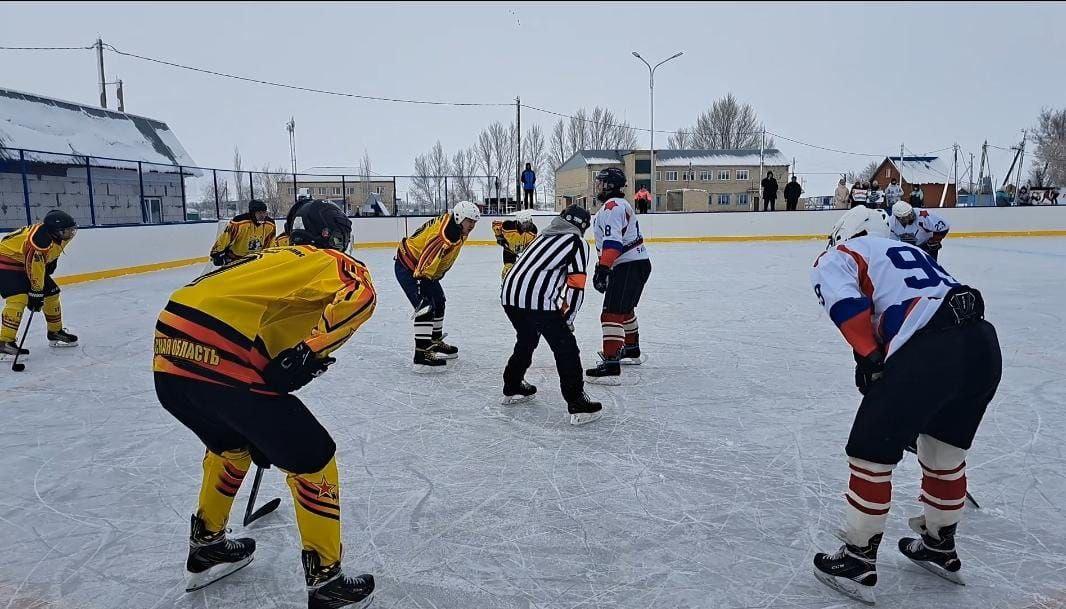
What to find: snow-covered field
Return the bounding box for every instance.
[1,238,1064,609]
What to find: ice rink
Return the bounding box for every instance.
[1,237,1064,609]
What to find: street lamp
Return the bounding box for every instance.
[633,51,682,212]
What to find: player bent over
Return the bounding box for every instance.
[492,209,538,280]
[209,199,276,266]
[394,201,479,371]
[154,201,377,608]
[0,210,79,359]
[500,205,602,425]
[889,202,950,260]
[809,207,1001,604]
[585,168,652,383]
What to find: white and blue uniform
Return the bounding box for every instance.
[593,198,648,265]
[889,210,950,248]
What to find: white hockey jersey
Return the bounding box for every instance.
[889,210,950,247]
[593,197,648,267]
[810,236,961,358]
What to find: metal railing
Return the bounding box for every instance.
[0,145,528,230]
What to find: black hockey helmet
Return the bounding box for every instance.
[594,167,626,202]
[43,210,77,240]
[249,199,268,214]
[289,200,352,251]
[560,204,591,232]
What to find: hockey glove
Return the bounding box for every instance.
[854,350,885,396]
[592,264,611,294]
[263,342,336,393]
[27,291,45,312]
[210,251,228,267]
[924,241,942,254]
[899,233,918,245]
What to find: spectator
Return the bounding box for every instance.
[867,180,884,209]
[908,183,924,208]
[849,181,869,208]
[885,178,904,207]
[1017,185,1032,206]
[783,176,803,211]
[521,163,536,210]
[1051,187,1060,205]
[761,171,779,211]
[634,186,652,214]
[834,178,850,209]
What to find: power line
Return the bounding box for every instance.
[102,43,511,108]
[0,44,95,51]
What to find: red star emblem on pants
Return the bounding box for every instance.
[313,476,337,501]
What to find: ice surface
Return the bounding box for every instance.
[1,238,1064,609]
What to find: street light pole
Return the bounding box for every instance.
[633,51,682,212]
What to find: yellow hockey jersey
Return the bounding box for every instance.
[0,223,71,292]
[396,212,467,280]
[492,220,538,277]
[154,246,376,394]
[211,213,277,260]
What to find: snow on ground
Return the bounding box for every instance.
[1,238,1064,609]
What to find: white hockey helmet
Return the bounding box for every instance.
[452,200,481,224]
[892,201,916,223]
[513,209,534,225]
[827,206,890,247]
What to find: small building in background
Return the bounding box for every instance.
[872,156,957,207]
[0,87,199,229]
[554,148,790,212]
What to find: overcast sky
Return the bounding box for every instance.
[2,2,1064,194]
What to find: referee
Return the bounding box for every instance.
[500,205,603,425]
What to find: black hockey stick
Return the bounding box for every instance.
[242,466,281,526]
[904,444,980,509]
[10,311,34,372]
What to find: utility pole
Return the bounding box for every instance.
[969,152,975,198]
[516,96,522,209]
[96,38,107,109]
[633,51,683,213]
[1013,129,1027,203]
[899,142,905,185]
[758,127,765,211]
[116,79,124,112]
[952,143,958,206]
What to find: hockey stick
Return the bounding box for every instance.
[242,466,281,526]
[904,444,980,509]
[10,311,34,372]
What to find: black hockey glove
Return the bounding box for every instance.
[263,342,335,393]
[854,350,885,396]
[592,264,611,294]
[210,251,228,267]
[27,290,45,312]
[924,241,942,254]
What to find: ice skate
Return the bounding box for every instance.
[303,549,375,609]
[585,352,622,385]
[567,393,603,426]
[619,345,647,366]
[185,514,255,592]
[47,328,78,347]
[813,533,880,605]
[413,341,447,373]
[0,341,28,361]
[899,517,965,585]
[429,339,458,360]
[501,380,537,405]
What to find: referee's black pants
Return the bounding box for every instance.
[503,306,584,403]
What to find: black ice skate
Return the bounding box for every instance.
[0,341,29,361]
[585,352,622,385]
[501,380,537,405]
[185,514,256,592]
[303,549,375,609]
[47,328,78,347]
[619,345,647,366]
[899,517,965,585]
[566,393,603,426]
[813,533,880,605]
[413,340,447,373]
[429,339,458,360]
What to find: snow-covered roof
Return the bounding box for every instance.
[556,150,628,173]
[885,156,953,184]
[0,87,198,174]
[655,149,788,167]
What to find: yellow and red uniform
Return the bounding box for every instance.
[491,220,538,279]
[396,212,467,280]
[210,213,276,261]
[0,223,72,340]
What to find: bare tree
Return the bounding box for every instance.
[475,121,516,200]
[846,160,881,184]
[668,128,691,149]
[253,165,287,217]
[544,119,569,192]
[1031,107,1066,187]
[676,93,766,149]
[232,146,246,201]
[450,147,478,204]
[412,141,451,211]
[357,150,373,209]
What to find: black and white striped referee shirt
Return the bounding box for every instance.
[500,232,588,322]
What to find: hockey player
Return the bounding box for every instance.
[500,205,603,425]
[889,202,950,260]
[0,210,79,358]
[394,201,480,371]
[491,209,538,279]
[809,206,1001,604]
[275,193,313,247]
[585,167,652,383]
[154,201,377,608]
[210,199,276,266]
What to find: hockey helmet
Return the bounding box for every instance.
[560,204,591,232]
[827,206,890,248]
[289,200,352,251]
[452,200,482,224]
[891,201,916,225]
[43,210,77,240]
[513,209,534,226]
[594,167,627,202]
